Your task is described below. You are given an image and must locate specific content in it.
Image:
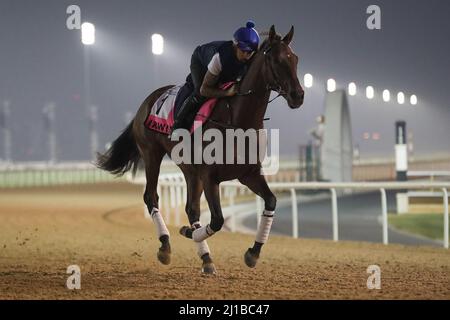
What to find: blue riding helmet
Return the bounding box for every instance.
[233,20,260,52]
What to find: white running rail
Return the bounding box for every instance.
[130,174,450,249]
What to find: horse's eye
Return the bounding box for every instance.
[287,54,291,58]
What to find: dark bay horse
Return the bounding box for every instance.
[97,25,304,274]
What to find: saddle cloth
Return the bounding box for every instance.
[144,82,233,135]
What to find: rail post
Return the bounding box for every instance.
[290,188,298,238]
[331,188,338,241]
[175,176,183,226]
[380,188,388,245]
[443,188,449,249]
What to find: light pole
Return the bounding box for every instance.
[151,33,164,87]
[89,105,98,162]
[82,22,95,111]
[1,101,11,163]
[81,22,96,160]
[43,103,57,163]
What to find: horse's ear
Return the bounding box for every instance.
[269,25,276,42]
[282,26,294,45]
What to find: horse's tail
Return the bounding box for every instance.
[96,120,140,177]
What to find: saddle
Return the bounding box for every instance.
[144,82,233,135]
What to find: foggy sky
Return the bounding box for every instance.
[0,0,449,161]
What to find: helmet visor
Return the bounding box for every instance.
[236,41,256,52]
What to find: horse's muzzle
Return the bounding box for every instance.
[288,90,304,109]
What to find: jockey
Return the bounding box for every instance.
[169,20,260,138]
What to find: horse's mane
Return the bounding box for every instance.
[258,34,282,51]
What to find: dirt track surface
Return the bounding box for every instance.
[0,183,449,300]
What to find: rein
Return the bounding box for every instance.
[196,109,271,129]
[203,43,284,129]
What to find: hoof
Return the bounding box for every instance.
[244,248,259,268]
[201,262,217,275]
[179,226,193,239]
[157,248,171,265]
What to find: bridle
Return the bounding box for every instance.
[237,43,287,103]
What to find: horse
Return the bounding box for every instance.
[97,25,304,274]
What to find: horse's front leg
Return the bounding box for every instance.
[239,169,276,268]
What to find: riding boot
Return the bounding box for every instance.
[170,94,206,138]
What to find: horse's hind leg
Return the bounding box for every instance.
[238,168,276,268]
[142,145,171,265]
[179,174,217,274]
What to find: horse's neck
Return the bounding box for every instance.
[232,53,271,129]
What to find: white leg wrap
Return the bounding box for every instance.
[196,241,211,258]
[256,210,274,244]
[191,222,211,257]
[150,208,170,238]
[192,224,215,242]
